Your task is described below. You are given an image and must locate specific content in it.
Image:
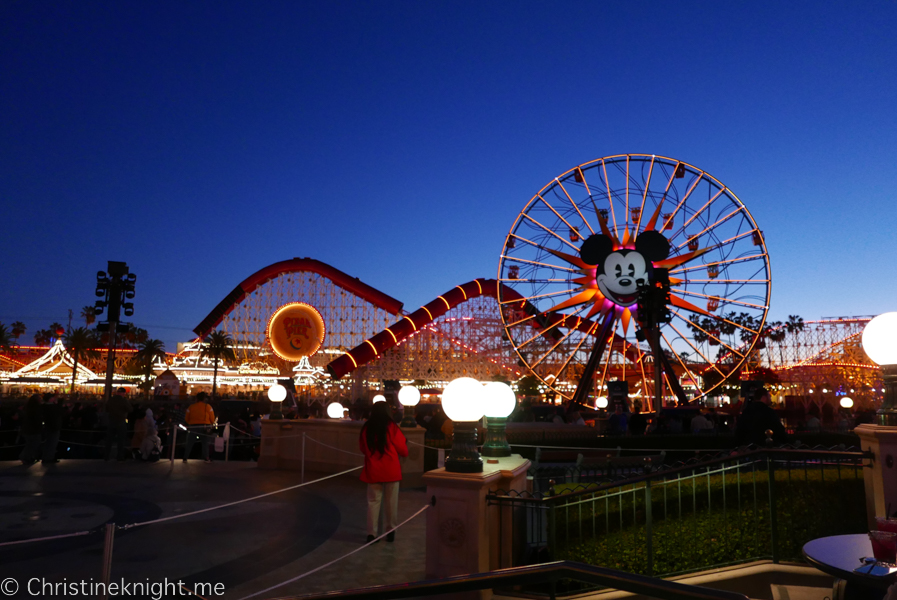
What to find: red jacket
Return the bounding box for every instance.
[359,422,408,483]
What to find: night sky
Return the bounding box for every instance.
[2,1,896,352]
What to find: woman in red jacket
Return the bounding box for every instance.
[359,401,408,543]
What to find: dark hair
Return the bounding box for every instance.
[117,387,126,394]
[753,387,770,402]
[363,402,393,456]
[196,392,208,401]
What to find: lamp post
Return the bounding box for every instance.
[268,384,286,420]
[482,382,516,457]
[441,377,485,473]
[863,313,897,425]
[398,385,421,427]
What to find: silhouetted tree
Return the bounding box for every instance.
[200,331,236,399]
[63,327,100,393]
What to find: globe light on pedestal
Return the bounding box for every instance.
[398,385,421,427]
[327,402,344,419]
[482,382,516,457]
[372,394,386,404]
[441,377,486,473]
[596,396,609,409]
[863,313,897,425]
[840,397,854,409]
[268,384,287,420]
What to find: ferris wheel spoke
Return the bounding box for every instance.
[502,255,579,273]
[600,159,620,232]
[550,318,602,385]
[500,278,573,284]
[659,330,701,392]
[521,213,581,252]
[536,195,588,246]
[669,309,746,359]
[554,177,595,236]
[513,308,581,351]
[527,316,585,370]
[674,185,725,233]
[499,288,577,305]
[634,154,656,232]
[665,318,730,378]
[659,172,706,232]
[682,278,766,285]
[675,209,749,251]
[670,254,767,275]
[674,289,768,311]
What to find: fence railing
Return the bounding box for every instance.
[285,560,750,600]
[488,445,870,587]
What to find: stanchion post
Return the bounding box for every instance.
[301,432,306,484]
[225,422,230,463]
[169,424,177,463]
[100,523,115,600]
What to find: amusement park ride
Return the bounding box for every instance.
[0,155,885,410]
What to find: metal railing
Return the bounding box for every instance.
[284,560,750,600]
[488,446,870,583]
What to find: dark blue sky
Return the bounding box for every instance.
[2,1,896,351]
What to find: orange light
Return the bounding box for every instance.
[266,302,326,361]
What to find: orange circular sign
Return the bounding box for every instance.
[266,302,326,361]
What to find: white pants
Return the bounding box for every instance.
[366,481,399,536]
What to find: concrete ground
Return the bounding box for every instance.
[0,459,428,599]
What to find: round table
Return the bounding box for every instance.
[803,534,896,599]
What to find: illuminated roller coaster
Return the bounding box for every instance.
[179,256,881,408]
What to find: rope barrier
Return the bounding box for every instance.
[303,435,364,457]
[236,504,430,600]
[117,466,362,531]
[0,528,95,548]
[509,442,731,453]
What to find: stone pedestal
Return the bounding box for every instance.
[423,455,530,600]
[855,424,897,527]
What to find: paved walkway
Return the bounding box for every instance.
[0,459,428,599]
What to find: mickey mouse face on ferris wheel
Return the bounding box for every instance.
[579,230,671,307]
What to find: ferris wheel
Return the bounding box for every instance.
[497,154,771,407]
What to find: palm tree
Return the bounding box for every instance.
[0,324,12,353]
[199,331,236,399]
[63,327,100,393]
[34,329,52,345]
[81,306,96,327]
[10,321,26,341]
[135,339,167,393]
[766,321,787,366]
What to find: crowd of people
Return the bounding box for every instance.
[0,389,266,465]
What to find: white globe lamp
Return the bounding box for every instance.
[372,394,386,404]
[398,385,421,427]
[596,396,609,409]
[863,313,897,424]
[267,384,287,420]
[839,397,854,409]
[327,402,344,419]
[441,377,486,472]
[482,382,516,457]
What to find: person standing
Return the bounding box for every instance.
[19,395,43,465]
[359,402,408,543]
[41,392,63,465]
[735,387,787,446]
[105,387,131,461]
[184,392,216,463]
